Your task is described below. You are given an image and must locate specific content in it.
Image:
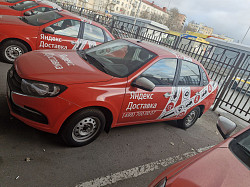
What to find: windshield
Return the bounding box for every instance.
[230,129,250,168]
[7,0,23,3]
[10,1,38,11]
[20,11,62,26]
[81,40,157,77]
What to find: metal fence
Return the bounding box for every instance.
[56,2,250,122]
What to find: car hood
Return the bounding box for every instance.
[165,140,249,186]
[15,50,114,84]
[0,5,20,16]
[0,14,26,25]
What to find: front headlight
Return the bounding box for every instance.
[21,79,67,97]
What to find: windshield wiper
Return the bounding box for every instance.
[237,142,250,155]
[78,50,88,61]
[85,54,110,74]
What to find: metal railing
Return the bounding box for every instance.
[55,2,250,122]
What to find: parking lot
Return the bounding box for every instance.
[0,61,245,187]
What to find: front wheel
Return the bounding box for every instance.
[0,40,28,63]
[60,109,105,147]
[177,107,200,129]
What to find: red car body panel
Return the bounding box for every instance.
[149,126,250,187]
[0,11,115,52]
[0,0,34,6]
[7,39,218,134]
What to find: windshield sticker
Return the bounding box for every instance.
[72,39,97,50]
[81,18,92,24]
[158,82,218,119]
[59,54,75,66]
[43,52,63,69]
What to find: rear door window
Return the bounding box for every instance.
[83,23,105,43]
[178,60,201,86]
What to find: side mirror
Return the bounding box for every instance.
[216,116,237,139]
[24,11,32,16]
[43,27,55,34]
[131,77,155,92]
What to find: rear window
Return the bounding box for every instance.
[10,1,38,11]
[7,0,23,3]
[21,11,62,26]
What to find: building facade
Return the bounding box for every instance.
[188,22,213,35]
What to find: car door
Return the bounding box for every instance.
[37,19,81,50]
[117,58,180,124]
[162,60,207,119]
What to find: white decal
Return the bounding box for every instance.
[72,39,97,50]
[40,34,62,42]
[39,41,67,49]
[43,53,63,70]
[158,82,217,119]
[126,102,157,111]
[122,110,157,118]
[130,92,154,100]
[59,54,75,66]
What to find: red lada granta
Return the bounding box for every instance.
[7,39,218,146]
[149,116,250,187]
[0,0,35,6]
[0,10,115,63]
[0,0,61,16]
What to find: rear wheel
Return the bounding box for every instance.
[177,107,200,129]
[0,40,28,63]
[60,109,105,147]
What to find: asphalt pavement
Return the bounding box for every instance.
[0,61,246,187]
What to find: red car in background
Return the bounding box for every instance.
[0,10,115,63]
[7,39,218,146]
[149,116,250,187]
[0,0,61,16]
[0,0,34,6]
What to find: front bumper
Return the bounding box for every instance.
[6,67,81,134]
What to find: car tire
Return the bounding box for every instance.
[177,107,200,129]
[60,109,105,147]
[0,40,28,63]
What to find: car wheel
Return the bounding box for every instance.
[60,109,105,147]
[0,40,28,63]
[177,107,200,129]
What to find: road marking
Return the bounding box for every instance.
[75,145,214,187]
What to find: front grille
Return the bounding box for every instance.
[7,66,23,93]
[9,97,48,124]
[7,66,48,124]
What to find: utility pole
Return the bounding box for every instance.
[241,25,250,44]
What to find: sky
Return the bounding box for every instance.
[152,0,250,45]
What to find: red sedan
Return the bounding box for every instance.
[0,10,114,63]
[7,39,218,146]
[0,0,34,6]
[149,116,250,187]
[0,0,61,16]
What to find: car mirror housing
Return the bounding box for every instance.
[131,77,155,92]
[24,11,32,16]
[216,116,237,139]
[43,27,55,34]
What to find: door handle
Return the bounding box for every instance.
[164,93,173,98]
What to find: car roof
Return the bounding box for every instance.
[36,0,62,10]
[124,38,198,64]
